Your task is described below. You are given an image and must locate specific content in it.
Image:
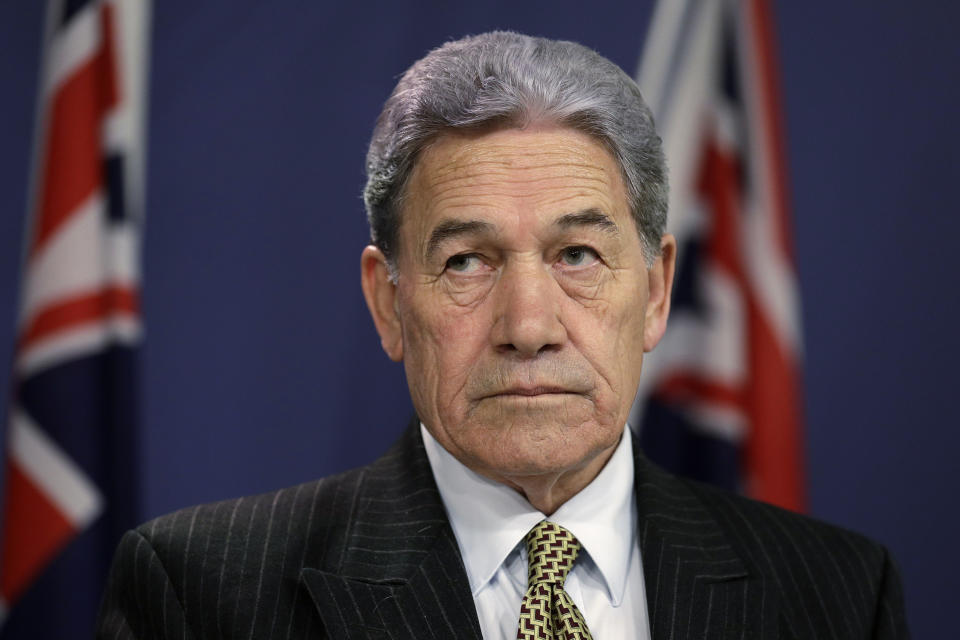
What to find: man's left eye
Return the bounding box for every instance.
[559,246,600,267]
[445,253,483,273]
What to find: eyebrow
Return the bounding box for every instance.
[423,209,619,260]
[425,219,496,260]
[555,209,620,235]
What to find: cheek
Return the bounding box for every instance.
[402,300,490,399]
[568,285,648,390]
[609,296,649,396]
[612,294,648,351]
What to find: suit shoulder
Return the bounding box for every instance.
[684,478,889,581]
[640,447,909,636]
[681,477,910,637]
[134,466,368,579]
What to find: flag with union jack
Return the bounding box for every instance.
[0,0,150,635]
[631,0,806,512]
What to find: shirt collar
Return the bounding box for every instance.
[421,423,636,605]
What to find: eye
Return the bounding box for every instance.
[445,253,483,274]
[558,246,600,267]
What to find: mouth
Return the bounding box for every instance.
[485,386,581,399]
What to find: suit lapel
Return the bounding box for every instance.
[633,442,777,640]
[301,421,482,639]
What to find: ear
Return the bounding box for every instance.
[643,233,677,352]
[360,246,404,361]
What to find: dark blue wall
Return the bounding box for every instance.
[1,2,957,637]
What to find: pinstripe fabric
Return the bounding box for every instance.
[634,455,909,639]
[96,419,909,639]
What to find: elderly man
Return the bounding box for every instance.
[97,32,908,639]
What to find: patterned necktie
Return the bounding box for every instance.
[516,520,594,640]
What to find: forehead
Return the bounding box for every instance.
[400,126,632,247]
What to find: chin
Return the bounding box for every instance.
[467,418,618,476]
[467,393,600,429]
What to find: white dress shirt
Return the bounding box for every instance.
[421,424,651,640]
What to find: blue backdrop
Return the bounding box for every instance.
[1,1,957,637]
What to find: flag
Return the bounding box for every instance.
[631,0,806,511]
[0,0,150,634]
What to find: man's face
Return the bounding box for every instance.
[362,125,674,488]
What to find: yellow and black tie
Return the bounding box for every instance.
[516,520,594,640]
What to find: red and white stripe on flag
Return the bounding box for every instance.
[0,0,149,620]
[632,0,806,511]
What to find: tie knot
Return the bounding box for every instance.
[524,521,582,588]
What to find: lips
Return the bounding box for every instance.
[483,385,585,399]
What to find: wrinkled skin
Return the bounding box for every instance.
[362,125,675,514]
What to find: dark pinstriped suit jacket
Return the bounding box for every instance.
[96,421,909,639]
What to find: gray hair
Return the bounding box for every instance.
[363,31,667,270]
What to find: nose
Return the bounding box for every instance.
[492,260,567,357]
